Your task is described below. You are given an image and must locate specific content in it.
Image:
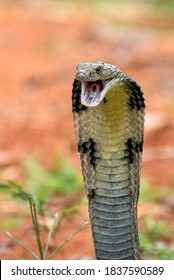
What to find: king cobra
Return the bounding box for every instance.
[72,62,145,260]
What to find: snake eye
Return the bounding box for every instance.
[96,66,102,74]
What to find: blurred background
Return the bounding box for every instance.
[0,0,174,260]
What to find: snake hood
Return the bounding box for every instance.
[76,62,124,107]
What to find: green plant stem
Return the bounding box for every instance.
[47,221,88,260]
[44,213,58,259]
[6,231,40,260]
[29,196,44,260]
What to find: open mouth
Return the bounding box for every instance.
[81,79,111,107]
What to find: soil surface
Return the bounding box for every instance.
[0,1,174,260]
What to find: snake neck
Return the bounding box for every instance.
[78,85,143,259]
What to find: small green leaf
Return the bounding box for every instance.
[0,183,10,191]
[7,180,23,190]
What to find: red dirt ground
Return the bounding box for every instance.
[0,1,174,260]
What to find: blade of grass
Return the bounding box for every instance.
[6,231,40,260]
[44,212,59,259]
[28,196,44,260]
[47,221,88,260]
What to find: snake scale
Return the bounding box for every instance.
[72,62,145,260]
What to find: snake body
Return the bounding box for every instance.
[72,62,145,260]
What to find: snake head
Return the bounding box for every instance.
[76,62,121,107]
